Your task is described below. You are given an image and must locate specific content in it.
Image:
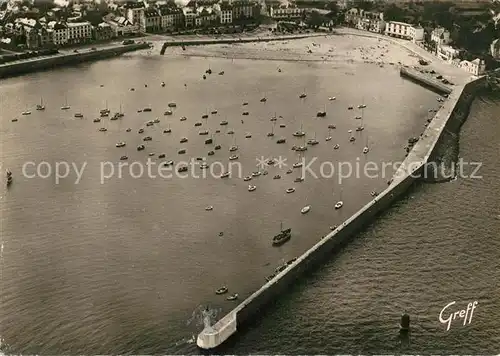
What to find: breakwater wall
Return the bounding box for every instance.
[400,66,452,95]
[160,34,322,54]
[196,72,486,351]
[0,43,149,79]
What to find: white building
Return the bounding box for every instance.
[182,7,196,27]
[66,21,92,43]
[47,21,68,45]
[345,8,385,33]
[214,3,233,24]
[385,21,424,42]
[269,6,304,20]
[431,27,451,47]
[460,58,486,76]
[436,44,461,62]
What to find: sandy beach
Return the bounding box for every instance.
[153,28,472,85]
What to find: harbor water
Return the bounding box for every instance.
[0,50,498,353]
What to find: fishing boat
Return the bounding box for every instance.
[180,137,188,143]
[36,97,45,110]
[98,127,107,132]
[294,177,304,183]
[139,128,144,134]
[220,172,230,178]
[158,154,166,159]
[11,118,18,122]
[116,142,126,148]
[143,136,152,141]
[180,116,187,121]
[199,130,209,135]
[168,102,176,108]
[349,136,356,142]
[358,104,366,109]
[273,175,281,180]
[61,97,70,110]
[277,138,286,144]
[178,149,186,154]
[229,154,239,160]
[21,110,31,115]
[202,114,208,119]
[120,155,128,160]
[260,97,267,102]
[328,124,336,129]
[245,133,252,138]
[74,113,83,118]
[301,205,311,214]
[334,144,340,150]
[164,160,174,166]
[335,201,344,209]
[205,206,214,211]
[299,93,307,99]
[211,110,218,114]
[293,123,305,137]
[286,187,295,193]
[137,144,145,151]
[329,96,336,101]
[93,118,101,123]
[195,122,202,127]
[178,166,188,172]
[243,176,252,181]
[242,112,249,116]
[293,162,302,168]
[163,127,172,133]
[143,107,152,112]
[226,294,238,301]
[164,110,173,116]
[205,137,213,144]
[272,222,291,246]
[248,185,256,192]
[216,286,228,294]
[220,120,228,126]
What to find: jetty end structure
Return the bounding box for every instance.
[196,73,487,350]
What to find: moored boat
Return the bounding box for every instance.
[301,205,311,214]
[272,223,291,246]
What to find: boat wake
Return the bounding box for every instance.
[173,335,196,347]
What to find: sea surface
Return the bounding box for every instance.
[0,49,497,354]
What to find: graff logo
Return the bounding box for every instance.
[439,301,478,331]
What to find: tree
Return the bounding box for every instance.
[306,10,326,29]
[384,4,406,22]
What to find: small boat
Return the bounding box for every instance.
[301,205,311,214]
[143,136,152,141]
[242,102,248,106]
[163,128,172,133]
[348,106,353,110]
[205,138,213,144]
[273,175,281,180]
[293,162,302,168]
[286,187,295,193]
[208,151,215,156]
[329,97,336,101]
[61,104,70,110]
[164,110,173,116]
[214,145,221,150]
[205,206,213,211]
[120,155,128,160]
[180,137,188,143]
[248,185,256,192]
[143,108,152,112]
[266,274,276,281]
[276,138,286,144]
[11,118,18,122]
[267,158,275,165]
[349,137,356,142]
[227,130,234,135]
[307,138,319,145]
[180,116,187,121]
[203,75,206,80]
[168,103,176,108]
[195,122,202,127]
[218,71,224,75]
[358,104,366,109]
[36,98,45,110]
[286,169,293,174]
[356,126,364,131]
[93,118,101,123]
[299,93,307,98]
[220,121,228,126]
[116,142,126,148]
[272,222,291,246]
[7,176,13,186]
[220,172,230,178]
[293,130,305,137]
[178,166,188,172]
[260,97,267,102]
[326,136,332,141]
[126,128,131,132]
[328,124,336,129]
[148,153,155,157]
[98,127,107,132]
[242,112,249,116]
[371,191,378,197]
[226,294,238,301]
[6,170,12,177]
[334,144,340,149]
[22,110,31,116]
[243,176,252,181]
[200,163,209,169]
[229,146,238,152]
[355,116,362,120]
[294,177,304,183]
[335,201,343,209]
[202,114,208,119]
[245,133,252,138]
[139,128,144,134]
[137,144,145,151]
[363,146,369,154]
[316,111,326,117]
[205,68,212,74]
[178,149,186,154]
[229,155,239,160]
[130,88,135,91]
[199,130,209,135]
[101,112,109,117]
[251,171,261,177]
[74,113,83,118]
[262,171,268,176]
[163,160,174,166]
[296,146,307,152]
[146,121,154,126]
[216,130,220,133]
[280,124,286,128]
[211,110,218,114]
[161,82,165,87]
[153,118,160,124]
[158,154,166,159]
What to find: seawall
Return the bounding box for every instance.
[197,74,487,350]
[0,42,150,79]
[400,66,452,95]
[160,34,323,54]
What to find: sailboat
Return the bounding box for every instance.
[272,222,291,246]
[36,97,45,110]
[326,128,332,141]
[61,97,70,110]
[229,136,238,152]
[335,189,344,209]
[293,122,305,137]
[299,88,307,99]
[356,108,365,131]
[317,105,326,117]
[307,132,319,145]
[267,121,276,137]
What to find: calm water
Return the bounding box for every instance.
[1,50,497,354]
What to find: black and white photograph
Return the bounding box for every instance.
[0,0,499,353]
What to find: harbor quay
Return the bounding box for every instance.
[196,74,487,350]
[0,42,150,79]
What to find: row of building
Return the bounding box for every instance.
[345,7,489,76]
